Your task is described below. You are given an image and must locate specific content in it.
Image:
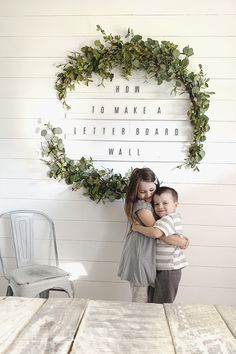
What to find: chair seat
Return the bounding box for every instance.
[9,264,70,285]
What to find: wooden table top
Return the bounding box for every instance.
[1,297,236,353]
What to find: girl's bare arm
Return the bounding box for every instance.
[160,234,189,248]
[132,223,189,249]
[132,223,163,238]
[136,209,156,226]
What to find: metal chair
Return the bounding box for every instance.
[0,210,74,298]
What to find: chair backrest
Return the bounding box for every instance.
[10,212,34,267]
[0,210,59,275]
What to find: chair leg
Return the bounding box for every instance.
[6,285,13,296]
[39,290,50,298]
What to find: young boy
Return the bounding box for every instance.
[132,186,188,303]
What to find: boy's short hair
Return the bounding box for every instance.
[154,186,178,202]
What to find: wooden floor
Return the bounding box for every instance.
[0,296,236,353]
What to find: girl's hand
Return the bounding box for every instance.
[180,237,190,249]
[131,221,140,231]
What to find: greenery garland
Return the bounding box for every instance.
[41,26,213,203]
[41,123,129,202]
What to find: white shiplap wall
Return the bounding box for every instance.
[0,0,236,304]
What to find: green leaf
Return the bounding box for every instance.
[53,127,63,134]
[41,129,47,137]
[173,49,180,58]
[131,35,142,43]
[94,40,102,47]
[183,46,194,57]
[176,80,182,87]
[181,58,189,67]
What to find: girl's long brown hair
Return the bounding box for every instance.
[124,167,159,222]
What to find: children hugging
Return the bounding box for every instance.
[117,167,189,304]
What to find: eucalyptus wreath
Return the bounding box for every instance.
[41,26,213,202]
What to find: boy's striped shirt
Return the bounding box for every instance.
[154,212,188,270]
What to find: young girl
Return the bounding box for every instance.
[117,167,158,302]
[118,167,188,302]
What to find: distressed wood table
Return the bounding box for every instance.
[0,296,236,353]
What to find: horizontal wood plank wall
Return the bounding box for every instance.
[0,0,236,304]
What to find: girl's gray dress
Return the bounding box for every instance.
[117,200,156,287]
